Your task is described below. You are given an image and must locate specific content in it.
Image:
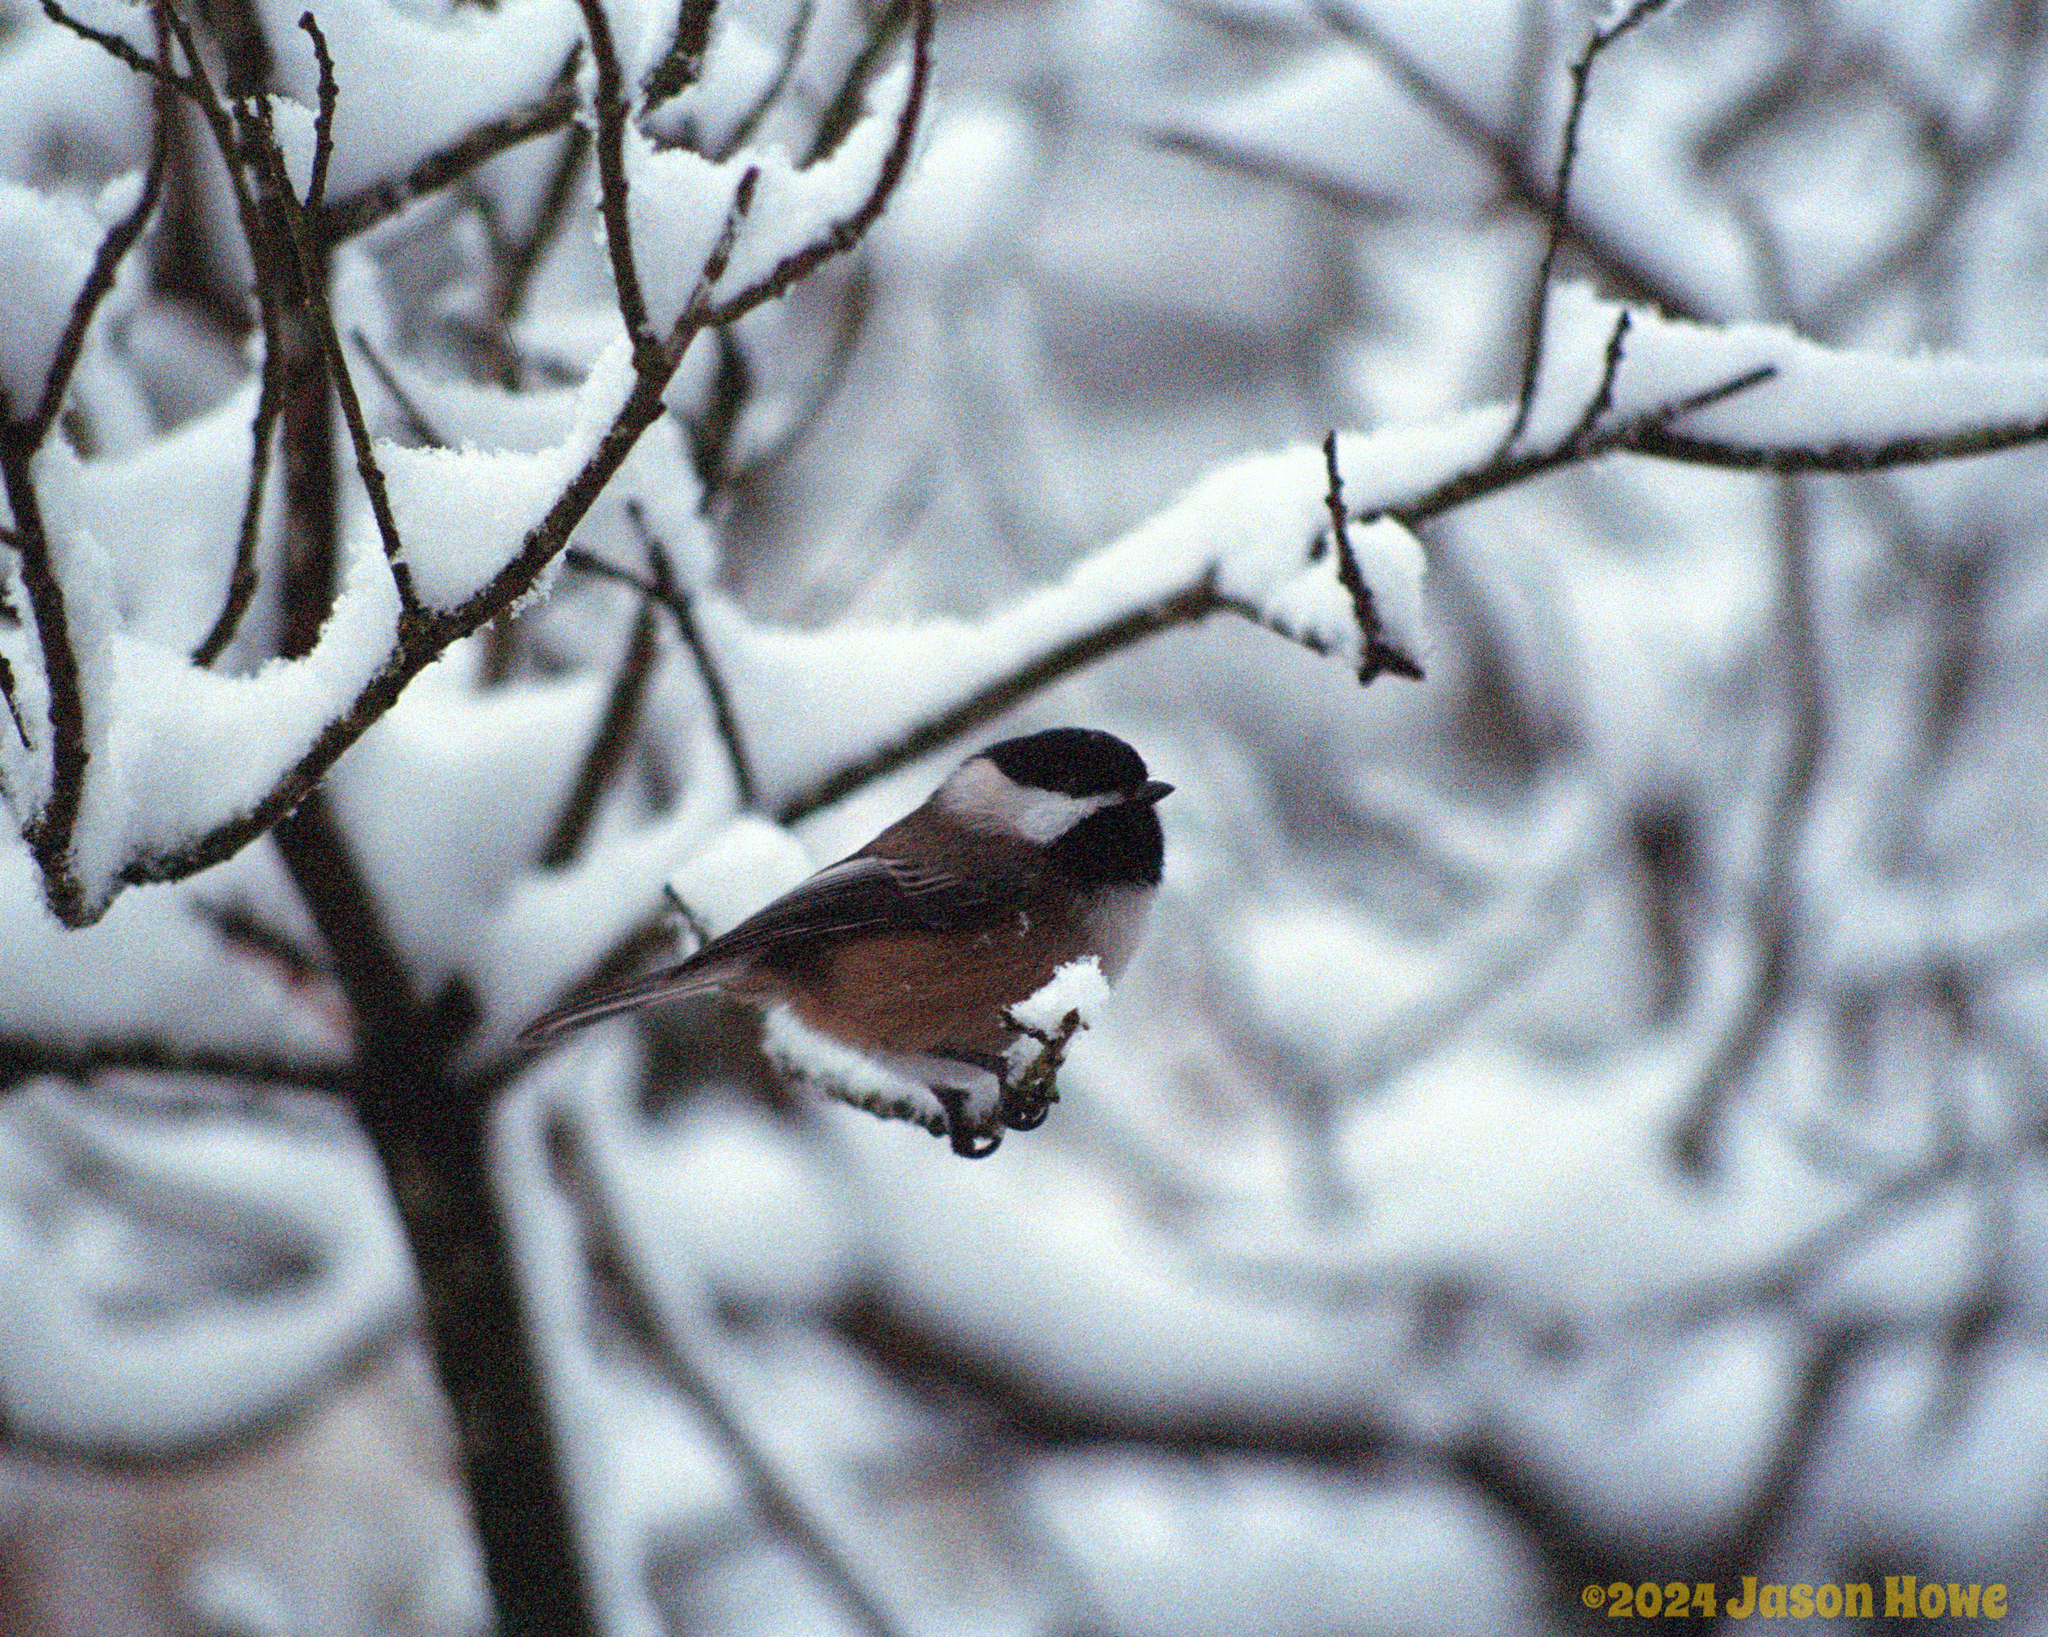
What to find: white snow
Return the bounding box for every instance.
[0,836,346,1063]
[252,0,583,201]
[1007,956,1111,1040]
[378,338,640,611]
[709,435,1434,809]
[0,1088,407,1450]
[0,176,133,413]
[620,62,915,334]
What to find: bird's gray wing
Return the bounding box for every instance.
[519,855,1002,1044]
[683,853,1003,968]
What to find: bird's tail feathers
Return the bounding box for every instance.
[518,958,735,1045]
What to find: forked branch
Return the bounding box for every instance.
[25,0,934,923]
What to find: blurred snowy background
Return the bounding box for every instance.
[4,0,2048,1631]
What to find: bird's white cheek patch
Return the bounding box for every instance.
[939,760,1113,841]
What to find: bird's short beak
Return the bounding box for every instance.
[1137,780,1173,804]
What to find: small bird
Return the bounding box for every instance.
[521,728,1170,1150]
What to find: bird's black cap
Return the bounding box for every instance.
[985,728,1149,798]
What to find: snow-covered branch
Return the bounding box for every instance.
[4,0,934,925]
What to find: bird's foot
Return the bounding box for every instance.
[932,1088,1003,1158]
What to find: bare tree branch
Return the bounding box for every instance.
[1322,431,1424,683]
[297,12,338,216]
[806,0,909,167]
[1151,125,1406,219]
[315,61,580,245]
[30,21,172,444]
[551,1110,916,1637]
[539,600,660,868]
[0,1037,351,1095]
[0,653,29,750]
[643,0,720,109]
[702,0,930,329]
[1500,0,1680,451]
[716,0,815,159]
[560,542,762,811]
[575,0,660,359]
[1396,360,1780,525]
[1563,306,1632,448]
[192,366,282,666]
[776,575,1224,824]
[639,507,760,802]
[1623,411,2048,473]
[476,124,591,386]
[350,328,449,448]
[37,0,191,90]
[15,0,932,922]
[0,425,92,924]
[244,99,420,613]
[1311,0,1702,320]
[1670,417,1828,1171]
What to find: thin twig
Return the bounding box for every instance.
[192,367,281,665]
[1564,307,1632,449]
[717,0,816,158]
[150,2,271,262]
[681,330,752,498]
[1312,0,1699,319]
[575,0,658,358]
[643,0,719,108]
[778,575,1222,823]
[1151,126,1405,219]
[174,2,306,670]
[728,263,871,490]
[199,898,334,992]
[0,653,28,749]
[1672,470,1826,1172]
[1396,361,1780,525]
[0,13,173,904]
[1322,431,1424,684]
[695,0,931,331]
[1622,411,2048,473]
[30,51,171,442]
[677,169,762,337]
[1501,0,1677,452]
[0,1034,351,1096]
[538,600,660,867]
[0,418,91,922]
[315,61,580,243]
[298,12,339,215]
[997,1006,1086,1134]
[806,0,909,166]
[37,0,190,89]
[244,99,419,611]
[487,124,591,378]
[150,0,307,643]
[566,530,760,809]
[351,328,449,448]
[638,515,758,808]
[552,1113,915,1637]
